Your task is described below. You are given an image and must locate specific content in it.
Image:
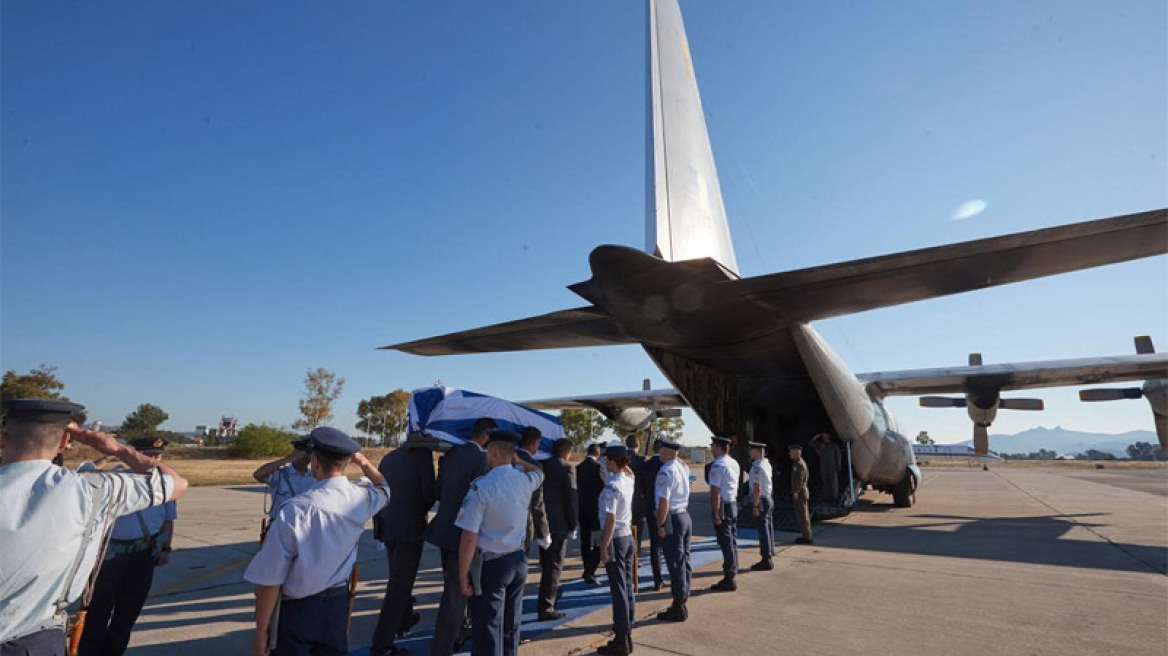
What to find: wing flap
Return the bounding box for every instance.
[381,306,634,356]
[734,209,1166,321]
[860,353,1168,397]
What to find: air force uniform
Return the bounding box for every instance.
[653,439,691,615]
[0,400,176,655]
[598,445,636,646]
[244,428,389,656]
[266,465,316,520]
[748,444,775,564]
[707,438,741,586]
[454,433,544,656]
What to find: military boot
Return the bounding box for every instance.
[656,603,688,622]
[597,634,632,656]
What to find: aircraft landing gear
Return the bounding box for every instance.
[892,475,915,508]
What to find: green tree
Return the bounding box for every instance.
[230,423,300,458]
[120,403,169,437]
[1,364,67,400]
[915,431,934,445]
[1125,441,1167,461]
[1078,449,1117,461]
[652,416,684,442]
[356,389,411,446]
[559,409,609,448]
[294,367,345,431]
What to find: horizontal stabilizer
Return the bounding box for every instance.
[861,353,1168,397]
[734,209,1166,321]
[381,306,634,356]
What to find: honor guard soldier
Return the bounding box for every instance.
[596,441,636,656]
[747,442,775,570]
[455,431,545,656]
[253,438,316,539]
[244,427,389,656]
[428,418,494,656]
[653,437,691,622]
[788,443,813,544]
[0,399,189,656]
[707,436,740,592]
[78,437,178,656]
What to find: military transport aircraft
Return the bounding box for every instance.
[385,0,1168,510]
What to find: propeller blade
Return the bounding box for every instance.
[1079,388,1144,402]
[1135,335,1155,355]
[920,396,967,408]
[968,353,983,366]
[999,398,1044,411]
[973,424,989,455]
[1155,412,1167,452]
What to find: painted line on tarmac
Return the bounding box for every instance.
[347,534,760,656]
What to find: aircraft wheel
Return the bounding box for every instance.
[892,476,915,508]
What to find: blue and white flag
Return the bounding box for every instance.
[408,386,563,459]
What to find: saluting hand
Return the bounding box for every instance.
[66,426,124,456]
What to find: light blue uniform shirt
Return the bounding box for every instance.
[750,458,774,498]
[599,472,635,537]
[655,458,691,513]
[111,501,177,541]
[0,461,174,642]
[266,465,316,519]
[455,465,545,556]
[708,455,741,502]
[244,475,389,599]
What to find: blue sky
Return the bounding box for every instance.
[3,0,1165,445]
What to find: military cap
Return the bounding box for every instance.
[651,438,664,450]
[290,437,312,451]
[710,436,732,447]
[130,436,169,455]
[787,442,803,451]
[486,430,522,445]
[748,441,767,449]
[1,398,86,425]
[658,437,682,450]
[308,426,361,456]
[604,440,628,457]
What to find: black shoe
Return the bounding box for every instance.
[750,559,774,571]
[395,612,421,637]
[373,647,408,656]
[539,610,567,622]
[710,578,737,592]
[794,537,814,545]
[597,635,632,656]
[656,604,687,622]
[583,574,601,586]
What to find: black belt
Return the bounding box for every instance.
[289,584,348,601]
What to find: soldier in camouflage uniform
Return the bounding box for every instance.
[788,444,813,544]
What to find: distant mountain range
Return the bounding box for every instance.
[953,426,1157,457]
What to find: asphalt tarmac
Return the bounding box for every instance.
[122,466,1167,656]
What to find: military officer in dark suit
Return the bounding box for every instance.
[517,427,551,553]
[537,438,577,620]
[426,418,495,656]
[636,439,666,591]
[575,442,604,586]
[370,435,437,656]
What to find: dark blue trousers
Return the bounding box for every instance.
[662,511,692,604]
[275,588,348,656]
[0,628,65,656]
[604,535,636,636]
[78,549,155,656]
[756,496,775,559]
[470,550,527,656]
[714,501,738,580]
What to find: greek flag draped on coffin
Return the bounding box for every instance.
[408,386,562,459]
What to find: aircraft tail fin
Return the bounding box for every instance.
[646,0,739,276]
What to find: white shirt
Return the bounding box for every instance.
[0,461,173,642]
[244,475,389,599]
[267,465,317,519]
[708,454,741,503]
[655,458,690,513]
[750,458,774,498]
[455,465,545,555]
[599,471,635,537]
[110,501,177,541]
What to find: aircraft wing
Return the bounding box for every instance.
[381,306,634,356]
[733,208,1166,321]
[522,388,688,414]
[859,353,1168,397]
